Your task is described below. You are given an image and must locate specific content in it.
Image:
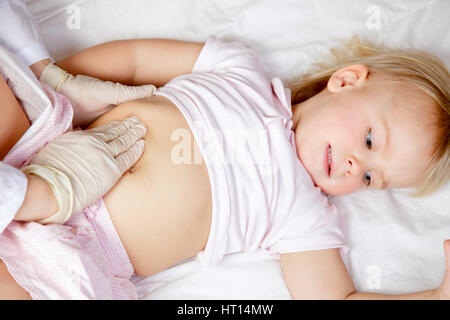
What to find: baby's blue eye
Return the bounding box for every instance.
[366,129,372,150]
[364,171,371,186]
[364,129,373,186]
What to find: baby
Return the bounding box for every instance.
[1,35,449,299]
[288,40,449,197]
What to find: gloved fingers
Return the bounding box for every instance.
[115,139,145,174]
[107,122,147,156]
[114,84,157,105]
[87,116,141,142]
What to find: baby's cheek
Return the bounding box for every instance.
[333,118,360,145]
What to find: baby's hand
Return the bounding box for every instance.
[435,240,450,300]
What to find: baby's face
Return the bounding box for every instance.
[293,66,436,196]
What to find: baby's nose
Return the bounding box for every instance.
[344,155,361,177]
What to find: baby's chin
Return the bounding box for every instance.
[311,176,346,196]
[313,180,332,195]
[318,182,359,197]
[296,147,342,196]
[307,171,332,195]
[298,157,327,193]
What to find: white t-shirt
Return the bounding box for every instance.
[155,35,347,266]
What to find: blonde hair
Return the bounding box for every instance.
[286,37,450,197]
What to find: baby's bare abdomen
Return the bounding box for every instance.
[88,96,212,277]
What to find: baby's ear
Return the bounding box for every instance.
[327,64,369,92]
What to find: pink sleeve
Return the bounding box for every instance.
[192,35,260,74]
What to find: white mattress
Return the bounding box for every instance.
[23,0,450,298]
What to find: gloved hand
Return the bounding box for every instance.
[21,116,147,224]
[40,63,157,127]
[0,0,51,66]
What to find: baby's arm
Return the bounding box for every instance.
[55,39,204,87]
[280,244,449,299]
[37,39,203,127]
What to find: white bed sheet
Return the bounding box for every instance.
[23,0,450,298]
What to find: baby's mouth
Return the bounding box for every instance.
[323,144,332,177]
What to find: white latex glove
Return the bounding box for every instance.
[40,63,157,127]
[22,116,147,224]
[0,0,51,66]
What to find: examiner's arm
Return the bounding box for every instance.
[55,39,205,87]
[13,173,58,222]
[280,241,450,300]
[2,117,146,229]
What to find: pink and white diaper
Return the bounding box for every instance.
[0,198,136,300]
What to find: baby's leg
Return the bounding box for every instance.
[0,259,31,300]
[0,74,30,159]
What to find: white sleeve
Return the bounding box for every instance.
[0,161,27,233]
[262,157,349,256]
[0,0,51,66]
